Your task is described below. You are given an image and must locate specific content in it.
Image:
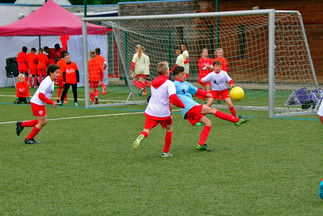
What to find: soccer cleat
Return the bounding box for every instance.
[24,138,39,144]
[196,122,202,126]
[234,117,251,127]
[95,97,99,104]
[319,179,323,199]
[64,100,68,104]
[16,121,24,136]
[161,152,173,158]
[142,90,147,95]
[57,101,63,106]
[74,102,78,106]
[132,134,144,150]
[138,88,144,96]
[196,144,212,151]
[102,88,107,95]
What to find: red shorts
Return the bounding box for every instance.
[89,80,99,88]
[185,104,204,126]
[38,69,46,76]
[144,114,172,129]
[211,89,230,101]
[29,69,37,75]
[134,74,149,79]
[31,102,46,116]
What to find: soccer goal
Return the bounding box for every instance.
[82,9,320,118]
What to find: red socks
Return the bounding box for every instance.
[34,77,37,87]
[21,120,38,127]
[90,92,94,102]
[133,80,143,90]
[229,107,237,117]
[26,126,41,140]
[215,110,239,122]
[100,83,106,89]
[199,126,211,145]
[95,89,99,97]
[140,131,148,138]
[163,131,172,153]
[29,77,32,87]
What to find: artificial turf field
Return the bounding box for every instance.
[0,87,323,215]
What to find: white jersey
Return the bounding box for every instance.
[132,53,150,75]
[318,100,323,117]
[182,50,189,74]
[30,76,54,105]
[202,70,232,91]
[175,54,184,67]
[145,80,176,118]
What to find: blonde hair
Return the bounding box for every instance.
[136,44,143,58]
[157,61,169,75]
[215,48,224,56]
[18,73,25,79]
[89,51,96,58]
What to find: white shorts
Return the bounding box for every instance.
[318,100,323,116]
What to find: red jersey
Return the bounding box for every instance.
[17,52,28,71]
[213,57,228,72]
[27,52,37,70]
[16,81,30,98]
[56,48,63,58]
[88,58,103,81]
[96,55,106,68]
[57,58,66,81]
[65,62,78,84]
[47,48,57,64]
[36,53,48,70]
[198,57,213,77]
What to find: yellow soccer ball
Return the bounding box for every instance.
[230,87,244,101]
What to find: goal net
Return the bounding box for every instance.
[82,9,320,118]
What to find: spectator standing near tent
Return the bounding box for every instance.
[17,46,28,81]
[36,48,49,84]
[27,48,38,88]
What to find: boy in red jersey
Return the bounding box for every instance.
[56,51,68,103]
[57,53,79,106]
[16,64,60,144]
[201,61,237,117]
[173,66,250,151]
[36,48,49,83]
[44,46,58,65]
[88,51,103,104]
[213,48,228,72]
[17,46,29,81]
[198,48,213,103]
[15,74,30,104]
[132,61,185,157]
[27,48,37,88]
[95,48,107,95]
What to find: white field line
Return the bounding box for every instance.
[0,111,143,125]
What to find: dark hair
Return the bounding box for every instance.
[44,46,49,50]
[95,48,100,54]
[173,66,185,76]
[213,60,222,66]
[181,42,186,46]
[54,44,60,49]
[22,46,28,52]
[31,47,36,52]
[47,64,60,75]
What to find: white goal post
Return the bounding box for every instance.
[82,9,320,118]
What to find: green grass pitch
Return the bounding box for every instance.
[0,87,322,215]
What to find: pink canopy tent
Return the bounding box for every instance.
[0,0,106,36]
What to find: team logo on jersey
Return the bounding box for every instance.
[181,89,186,94]
[213,80,217,84]
[39,110,43,115]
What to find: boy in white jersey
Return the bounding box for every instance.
[181,43,190,78]
[170,47,184,72]
[201,60,237,117]
[16,64,60,144]
[173,66,250,151]
[132,62,185,157]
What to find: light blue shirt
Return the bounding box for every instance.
[174,80,199,118]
